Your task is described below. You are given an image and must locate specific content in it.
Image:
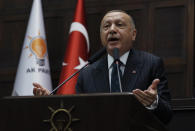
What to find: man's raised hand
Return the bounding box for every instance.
[33,83,50,96]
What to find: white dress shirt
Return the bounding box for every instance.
[108,51,129,90]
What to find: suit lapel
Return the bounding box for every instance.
[122,49,143,92]
[92,56,110,93]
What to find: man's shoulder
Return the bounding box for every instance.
[133,49,161,61]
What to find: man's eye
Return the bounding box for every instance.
[117,23,124,27]
[103,25,109,29]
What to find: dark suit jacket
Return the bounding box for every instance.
[76,48,172,124]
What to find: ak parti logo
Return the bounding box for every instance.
[24,31,47,66]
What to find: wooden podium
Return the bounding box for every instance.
[0,93,167,131]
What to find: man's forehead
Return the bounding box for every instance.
[102,12,130,22]
[105,11,127,17]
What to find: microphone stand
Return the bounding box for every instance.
[113,48,123,92]
[115,60,122,92]
[49,62,89,95]
[49,47,106,95]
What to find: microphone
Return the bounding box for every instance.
[112,48,122,92]
[113,48,120,62]
[49,47,107,95]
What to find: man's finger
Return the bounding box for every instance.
[38,88,42,96]
[42,88,49,96]
[133,90,153,106]
[148,79,160,90]
[33,87,36,95]
[33,83,42,89]
[134,89,154,102]
[133,93,148,106]
[144,92,156,100]
[43,90,48,96]
[144,90,157,100]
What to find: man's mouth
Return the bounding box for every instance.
[107,37,119,43]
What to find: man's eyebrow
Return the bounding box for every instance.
[102,20,111,24]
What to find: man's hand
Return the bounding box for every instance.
[33,83,50,96]
[132,79,160,107]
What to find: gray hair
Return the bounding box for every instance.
[102,10,136,30]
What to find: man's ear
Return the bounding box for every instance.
[132,29,137,40]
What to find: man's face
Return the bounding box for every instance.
[100,12,136,56]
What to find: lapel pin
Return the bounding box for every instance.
[132,70,136,74]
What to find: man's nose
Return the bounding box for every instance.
[109,24,117,34]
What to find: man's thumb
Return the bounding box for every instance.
[151,79,160,90]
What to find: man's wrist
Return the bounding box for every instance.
[146,95,159,110]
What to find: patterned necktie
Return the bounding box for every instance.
[111,62,122,92]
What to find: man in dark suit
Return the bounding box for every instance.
[33,10,172,124]
[76,10,172,124]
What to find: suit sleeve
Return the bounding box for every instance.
[75,70,84,93]
[151,58,172,124]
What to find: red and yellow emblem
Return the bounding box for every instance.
[25,31,47,66]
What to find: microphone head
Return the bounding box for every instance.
[88,47,106,64]
[113,48,119,61]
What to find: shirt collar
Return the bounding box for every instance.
[107,50,130,69]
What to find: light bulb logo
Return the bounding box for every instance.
[30,36,47,66]
[24,31,48,66]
